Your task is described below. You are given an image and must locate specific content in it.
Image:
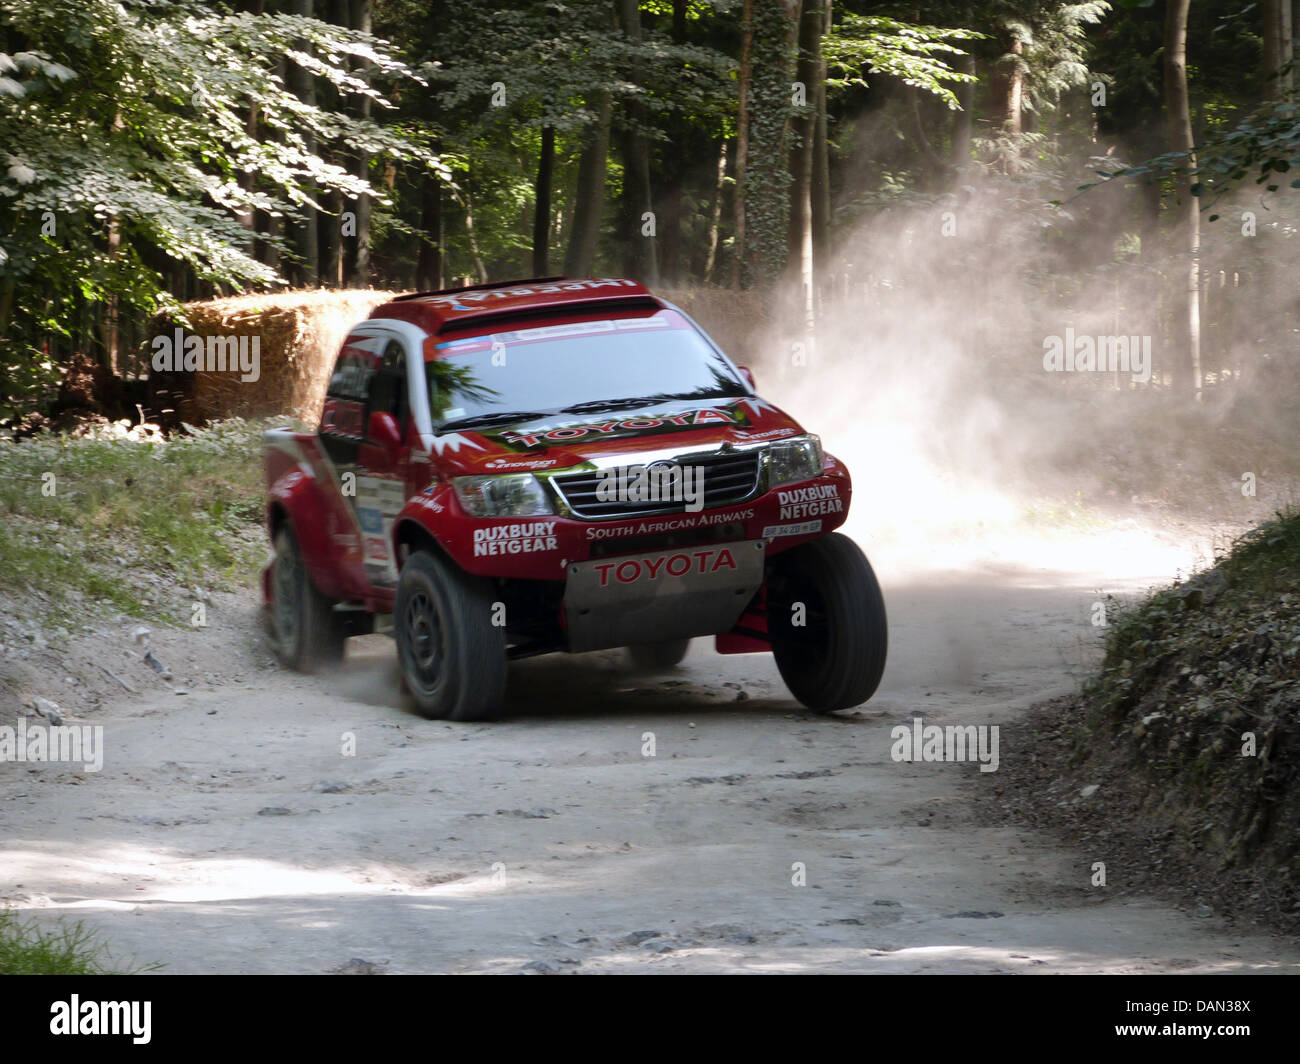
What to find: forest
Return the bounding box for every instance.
[1,0,1298,428]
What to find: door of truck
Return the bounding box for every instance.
[318,329,412,596]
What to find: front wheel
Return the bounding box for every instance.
[766,533,887,712]
[395,549,507,721]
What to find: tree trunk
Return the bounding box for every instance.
[738,0,800,289]
[103,112,124,373]
[103,220,120,375]
[416,172,443,291]
[236,1,265,254]
[463,182,488,284]
[951,50,975,168]
[1263,0,1294,96]
[704,140,728,283]
[1294,0,1300,94]
[785,0,821,278]
[287,0,319,287]
[1164,0,1201,397]
[322,188,343,288]
[811,0,831,280]
[990,27,1024,171]
[563,90,613,276]
[616,0,657,283]
[319,0,348,286]
[532,125,555,275]
[657,0,690,285]
[347,0,373,286]
[731,0,755,288]
[257,38,286,272]
[1001,35,1023,134]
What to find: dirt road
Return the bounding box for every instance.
[3,523,1298,974]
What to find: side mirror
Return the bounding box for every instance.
[738,365,756,391]
[367,411,403,458]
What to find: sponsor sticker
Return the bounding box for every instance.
[584,507,755,540]
[777,483,843,520]
[483,455,560,471]
[501,407,741,449]
[742,426,799,441]
[473,521,559,557]
[592,547,739,588]
[354,477,406,583]
[424,277,640,309]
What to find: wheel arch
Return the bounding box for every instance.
[268,471,348,600]
[393,514,454,571]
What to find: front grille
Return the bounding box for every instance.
[551,450,762,520]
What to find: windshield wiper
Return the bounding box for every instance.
[438,410,549,431]
[560,394,702,415]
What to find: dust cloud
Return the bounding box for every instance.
[746,175,1300,584]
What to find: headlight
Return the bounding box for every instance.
[768,435,823,487]
[453,473,554,517]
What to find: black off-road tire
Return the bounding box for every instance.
[269,523,347,673]
[395,549,508,721]
[766,532,887,712]
[626,638,692,670]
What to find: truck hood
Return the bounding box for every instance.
[429,396,806,476]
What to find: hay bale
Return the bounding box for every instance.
[167,289,397,425]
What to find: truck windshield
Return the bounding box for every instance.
[425,309,748,428]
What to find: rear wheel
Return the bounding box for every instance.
[396,549,507,721]
[626,638,691,670]
[766,532,887,712]
[269,523,346,672]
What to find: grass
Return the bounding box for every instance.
[1083,507,1300,735]
[0,419,279,623]
[0,908,158,974]
[1212,510,1300,597]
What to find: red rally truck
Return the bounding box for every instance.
[263,276,887,720]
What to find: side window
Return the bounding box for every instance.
[320,337,374,442]
[367,339,408,434]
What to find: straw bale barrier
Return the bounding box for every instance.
[153,289,396,426]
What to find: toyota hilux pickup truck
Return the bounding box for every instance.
[263,276,887,720]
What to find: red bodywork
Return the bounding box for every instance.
[263,277,851,654]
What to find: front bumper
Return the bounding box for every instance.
[562,539,766,651]
[432,459,852,582]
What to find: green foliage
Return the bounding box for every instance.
[999,1,1111,117]
[1088,510,1300,729]
[1078,87,1300,213]
[428,0,733,134]
[825,14,982,109]
[0,0,439,408]
[400,0,734,281]
[0,418,271,622]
